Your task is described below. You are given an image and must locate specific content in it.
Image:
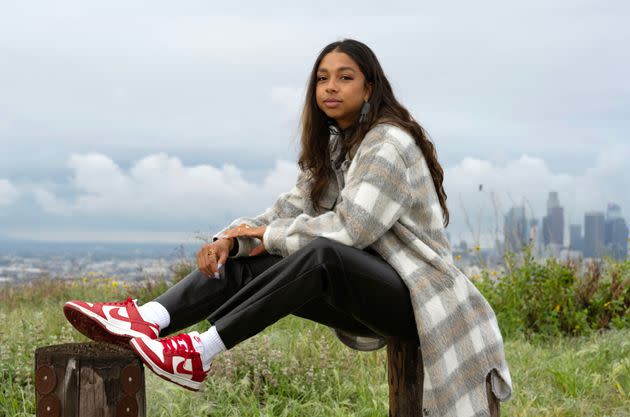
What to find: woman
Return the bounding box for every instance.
[64,39,512,416]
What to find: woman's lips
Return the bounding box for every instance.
[323,99,342,109]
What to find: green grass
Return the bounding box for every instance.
[1,277,629,416]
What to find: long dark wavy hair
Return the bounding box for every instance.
[298,38,449,227]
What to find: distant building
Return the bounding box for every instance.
[504,206,528,253]
[542,191,564,246]
[569,224,583,252]
[584,211,606,259]
[547,191,560,211]
[527,218,544,258]
[607,203,622,220]
[604,203,628,260]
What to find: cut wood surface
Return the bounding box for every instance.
[35,342,145,417]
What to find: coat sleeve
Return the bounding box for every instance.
[212,167,312,258]
[262,142,415,257]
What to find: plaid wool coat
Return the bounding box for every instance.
[212,123,512,416]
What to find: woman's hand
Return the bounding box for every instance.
[219,223,267,257]
[196,239,232,279]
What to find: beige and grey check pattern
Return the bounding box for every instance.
[213,124,512,416]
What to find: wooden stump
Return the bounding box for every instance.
[386,339,500,417]
[34,342,146,417]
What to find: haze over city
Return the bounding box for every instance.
[0,1,628,249]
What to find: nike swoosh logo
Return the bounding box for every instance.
[173,356,193,376]
[102,306,132,330]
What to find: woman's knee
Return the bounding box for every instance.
[303,236,351,254]
[298,237,347,263]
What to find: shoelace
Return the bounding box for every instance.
[102,298,159,332]
[161,335,196,357]
[102,297,135,307]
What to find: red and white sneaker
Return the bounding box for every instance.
[130,332,210,391]
[63,297,160,346]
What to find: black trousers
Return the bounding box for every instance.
[155,237,418,349]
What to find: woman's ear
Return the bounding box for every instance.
[364,82,373,102]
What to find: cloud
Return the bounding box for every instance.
[1,2,628,243]
[270,85,306,133]
[444,144,630,245]
[271,86,305,114]
[1,3,628,186]
[33,152,299,232]
[0,179,19,206]
[24,143,630,246]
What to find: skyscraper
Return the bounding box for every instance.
[547,191,560,212]
[527,218,543,258]
[504,206,528,253]
[606,203,622,220]
[604,203,629,260]
[584,211,605,259]
[569,224,583,252]
[542,191,564,246]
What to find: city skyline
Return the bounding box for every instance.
[498,191,628,261]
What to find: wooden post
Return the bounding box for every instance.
[386,338,500,417]
[387,338,423,417]
[34,342,146,417]
[486,373,501,417]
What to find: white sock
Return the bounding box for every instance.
[137,301,171,330]
[198,326,226,368]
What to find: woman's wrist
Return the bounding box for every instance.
[213,236,235,251]
[221,237,235,251]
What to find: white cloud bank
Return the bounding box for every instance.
[24,145,630,245]
[33,153,298,229]
[445,144,630,245]
[0,179,19,206]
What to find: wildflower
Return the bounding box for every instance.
[474,245,481,252]
[111,281,119,288]
[455,255,462,261]
[554,304,560,313]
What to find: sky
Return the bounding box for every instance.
[0,0,628,247]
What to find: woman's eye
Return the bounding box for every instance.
[340,75,353,80]
[317,76,327,82]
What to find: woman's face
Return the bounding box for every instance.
[315,51,372,130]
